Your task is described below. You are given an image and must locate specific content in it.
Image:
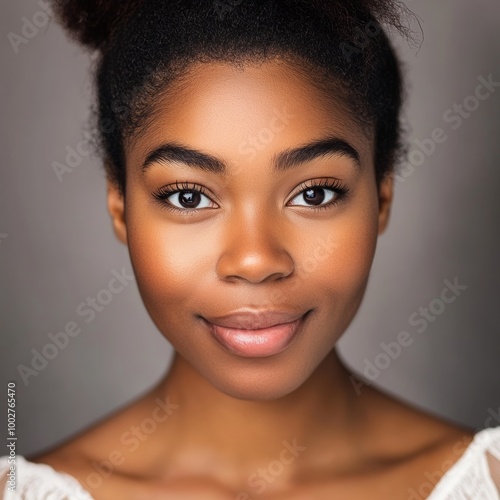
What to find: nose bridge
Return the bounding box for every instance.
[216,205,294,283]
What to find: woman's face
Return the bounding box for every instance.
[108,59,393,400]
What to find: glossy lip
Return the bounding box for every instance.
[203,309,308,330]
[201,309,311,358]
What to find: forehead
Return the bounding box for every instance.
[126,59,374,168]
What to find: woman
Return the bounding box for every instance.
[1,0,499,498]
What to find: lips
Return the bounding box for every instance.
[201,309,310,357]
[203,309,307,330]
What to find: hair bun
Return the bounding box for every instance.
[52,0,145,51]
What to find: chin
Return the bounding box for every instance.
[191,348,323,402]
[210,372,308,401]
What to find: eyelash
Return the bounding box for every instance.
[151,178,350,215]
[294,178,350,212]
[152,181,213,216]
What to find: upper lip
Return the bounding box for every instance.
[202,309,308,330]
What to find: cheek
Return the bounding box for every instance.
[323,213,378,294]
[305,196,379,303]
[126,213,216,327]
[318,226,376,329]
[298,190,380,351]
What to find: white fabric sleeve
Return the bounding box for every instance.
[428,426,500,499]
[0,455,94,500]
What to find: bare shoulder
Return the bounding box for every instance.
[359,382,476,469]
[28,385,163,472]
[25,385,181,498]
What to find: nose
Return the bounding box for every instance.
[216,215,294,284]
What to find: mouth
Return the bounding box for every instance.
[200,309,312,358]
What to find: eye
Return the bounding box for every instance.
[167,190,212,210]
[290,186,335,206]
[152,181,217,214]
[288,178,349,211]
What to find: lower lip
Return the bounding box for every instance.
[204,313,309,358]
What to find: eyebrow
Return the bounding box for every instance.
[141,135,361,175]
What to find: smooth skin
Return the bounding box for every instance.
[24,59,474,499]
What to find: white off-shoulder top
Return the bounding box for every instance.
[1,426,500,499]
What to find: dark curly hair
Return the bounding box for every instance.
[52,0,413,195]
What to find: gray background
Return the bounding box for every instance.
[1,0,499,456]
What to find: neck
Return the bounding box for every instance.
[148,348,367,491]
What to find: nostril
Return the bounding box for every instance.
[216,248,294,285]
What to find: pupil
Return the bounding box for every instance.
[304,187,325,205]
[180,190,200,207]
